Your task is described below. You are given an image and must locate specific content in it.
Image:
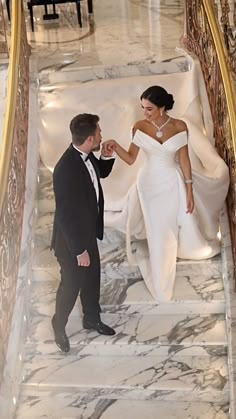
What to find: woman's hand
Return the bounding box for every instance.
[102,140,117,156]
[102,140,139,165]
[186,190,194,214]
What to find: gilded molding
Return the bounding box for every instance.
[0,0,29,386]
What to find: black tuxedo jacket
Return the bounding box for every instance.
[51,144,115,259]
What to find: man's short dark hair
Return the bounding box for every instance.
[70,113,99,146]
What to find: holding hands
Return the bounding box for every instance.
[101,140,117,157]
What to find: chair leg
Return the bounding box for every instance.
[28,3,34,32]
[87,0,93,14]
[76,2,82,27]
[6,0,11,20]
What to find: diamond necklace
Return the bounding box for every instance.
[151,117,171,138]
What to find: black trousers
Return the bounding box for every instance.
[54,239,101,331]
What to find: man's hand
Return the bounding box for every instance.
[77,250,90,267]
[102,140,117,157]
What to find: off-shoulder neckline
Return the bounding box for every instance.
[134,129,187,146]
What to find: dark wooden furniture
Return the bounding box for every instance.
[87,0,93,14]
[6,0,10,20]
[27,1,82,32]
[6,0,93,30]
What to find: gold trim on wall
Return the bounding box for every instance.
[0,0,29,386]
[0,0,21,211]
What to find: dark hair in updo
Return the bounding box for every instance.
[140,86,175,111]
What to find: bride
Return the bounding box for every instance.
[102,85,229,302]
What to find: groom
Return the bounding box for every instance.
[51,113,116,352]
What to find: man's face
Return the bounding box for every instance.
[91,123,102,151]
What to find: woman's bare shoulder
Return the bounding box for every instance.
[172,118,188,133]
[133,119,148,134]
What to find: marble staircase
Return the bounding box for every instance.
[15,163,229,418]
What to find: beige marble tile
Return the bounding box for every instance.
[25,0,185,67]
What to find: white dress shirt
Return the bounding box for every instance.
[73,144,99,201]
[72,144,115,258]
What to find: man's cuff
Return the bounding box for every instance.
[77,250,87,257]
[100,153,116,160]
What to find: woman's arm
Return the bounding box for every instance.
[114,141,140,165]
[178,144,194,214]
[102,123,143,165]
[102,139,139,165]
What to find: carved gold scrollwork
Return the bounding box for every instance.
[0,1,8,56]
[185,0,236,278]
[0,3,29,386]
[218,0,236,77]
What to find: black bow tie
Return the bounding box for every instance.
[85,154,91,161]
[79,151,90,161]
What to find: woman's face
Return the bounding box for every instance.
[141,99,162,122]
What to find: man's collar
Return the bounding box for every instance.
[72,144,88,161]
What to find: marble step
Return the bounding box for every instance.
[32,225,133,268]
[27,312,227,351]
[20,351,229,403]
[32,247,222,279]
[35,214,126,246]
[38,57,191,86]
[33,222,133,264]
[32,231,223,290]
[30,268,225,315]
[33,222,222,270]
[26,342,227,359]
[15,392,230,419]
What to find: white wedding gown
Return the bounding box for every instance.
[105,123,229,302]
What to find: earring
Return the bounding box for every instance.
[160,110,163,116]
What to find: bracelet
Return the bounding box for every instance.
[185,179,193,184]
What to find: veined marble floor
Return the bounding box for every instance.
[15,163,230,418]
[23,0,186,70]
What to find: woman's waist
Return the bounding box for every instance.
[142,159,178,172]
[145,155,177,165]
[138,166,179,187]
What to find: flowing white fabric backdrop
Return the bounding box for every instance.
[39,64,204,202]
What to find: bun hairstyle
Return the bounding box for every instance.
[140,86,175,111]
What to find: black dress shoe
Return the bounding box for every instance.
[83,319,116,336]
[51,316,70,353]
